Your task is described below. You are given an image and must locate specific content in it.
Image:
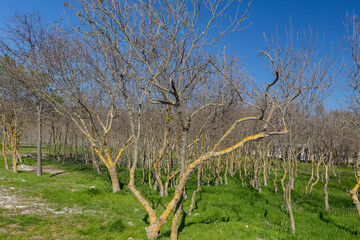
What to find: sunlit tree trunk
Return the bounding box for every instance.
[324,163,329,210]
[11,130,17,173]
[2,126,9,170]
[91,147,102,174]
[350,178,360,221]
[189,164,203,215]
[93,140,132,193]
[308,155,324,195]
[305,154,315,195]
[36,102,43,176]
[281,148,295,234]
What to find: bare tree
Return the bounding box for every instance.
[262,26,335,233]
[0,12,52,176]
[0,55,32,173]
[344,11,360,220]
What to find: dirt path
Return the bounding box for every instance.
[0,165,92,215]
[0,165,82,215]
[0,186,83,215]
[0,186,49,214]
[17,164,67,175]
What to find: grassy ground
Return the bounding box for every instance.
[1,146,360,239]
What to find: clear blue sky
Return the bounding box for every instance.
[0,0,359,110]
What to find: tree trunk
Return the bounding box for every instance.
[155,168,164,197]
[47,131,52,157]
[2,128,9,170]
[51,123,57,161]
[287,190,295,234]
[324,164,329,210]
[215,157,222,186]
[109,164,120,192]
[63,122,69,162]
[37,103,43,177]
[229,154,234,177]
[189,165,202,215]
[285,172,295,234]
[12,142,17,173]
[350,178,360,221]
[308,157,323,195]
[10,131,17,173]
[224,158,228,185]
[263,158,268,186]
[281,157,295,234]
[239,167,244,186]
[91,148,102,174]
[273,168,278,194]
[142,149,147,184]
[170,107,190,238]
[171,200,183,240]
[179,126,189,198]
[305,156,315,195]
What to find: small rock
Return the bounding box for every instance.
[22,179,26,182]
[128,221,134,226]
[9,187,15,190]
[246,225,249,228]
[134,208,139,212]
[194,213,200,216]
[128,238,136,240]
[90,186,96,189]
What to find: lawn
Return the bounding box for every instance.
[0,146,360,239]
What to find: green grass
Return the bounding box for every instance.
[0,146,360,239]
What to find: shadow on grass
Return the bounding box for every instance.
[319,210,359,235]
[100,218,126,233]
[142,214,149,225]
[195,191,202,210]
[151,198,162,209]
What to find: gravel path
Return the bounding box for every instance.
[0,186,87,215]
[0,186,52,214]
[17,164,67,175]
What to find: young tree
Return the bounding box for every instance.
[263,27,335,233]
[344,12,360,220]
[62,1,252,238]
[41,30,134,192]
[0,12,51,176]
[0,55,32,173]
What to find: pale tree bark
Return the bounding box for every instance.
[152,106,171,197]
[281,152,295,234]
[59,1,324,239]
[350,149,360,220]
[323,151,332,211]
[350,178,360,221]
[2,126,9,170]
[324,163,329,210]
[344,13,360,221]
[189,164,203,215]
[91,147,102,174]
[37,102,43,176]
[308,155,324,196]
[2,114,28,174]
[140,107,289,238]
[305,155,315,195]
